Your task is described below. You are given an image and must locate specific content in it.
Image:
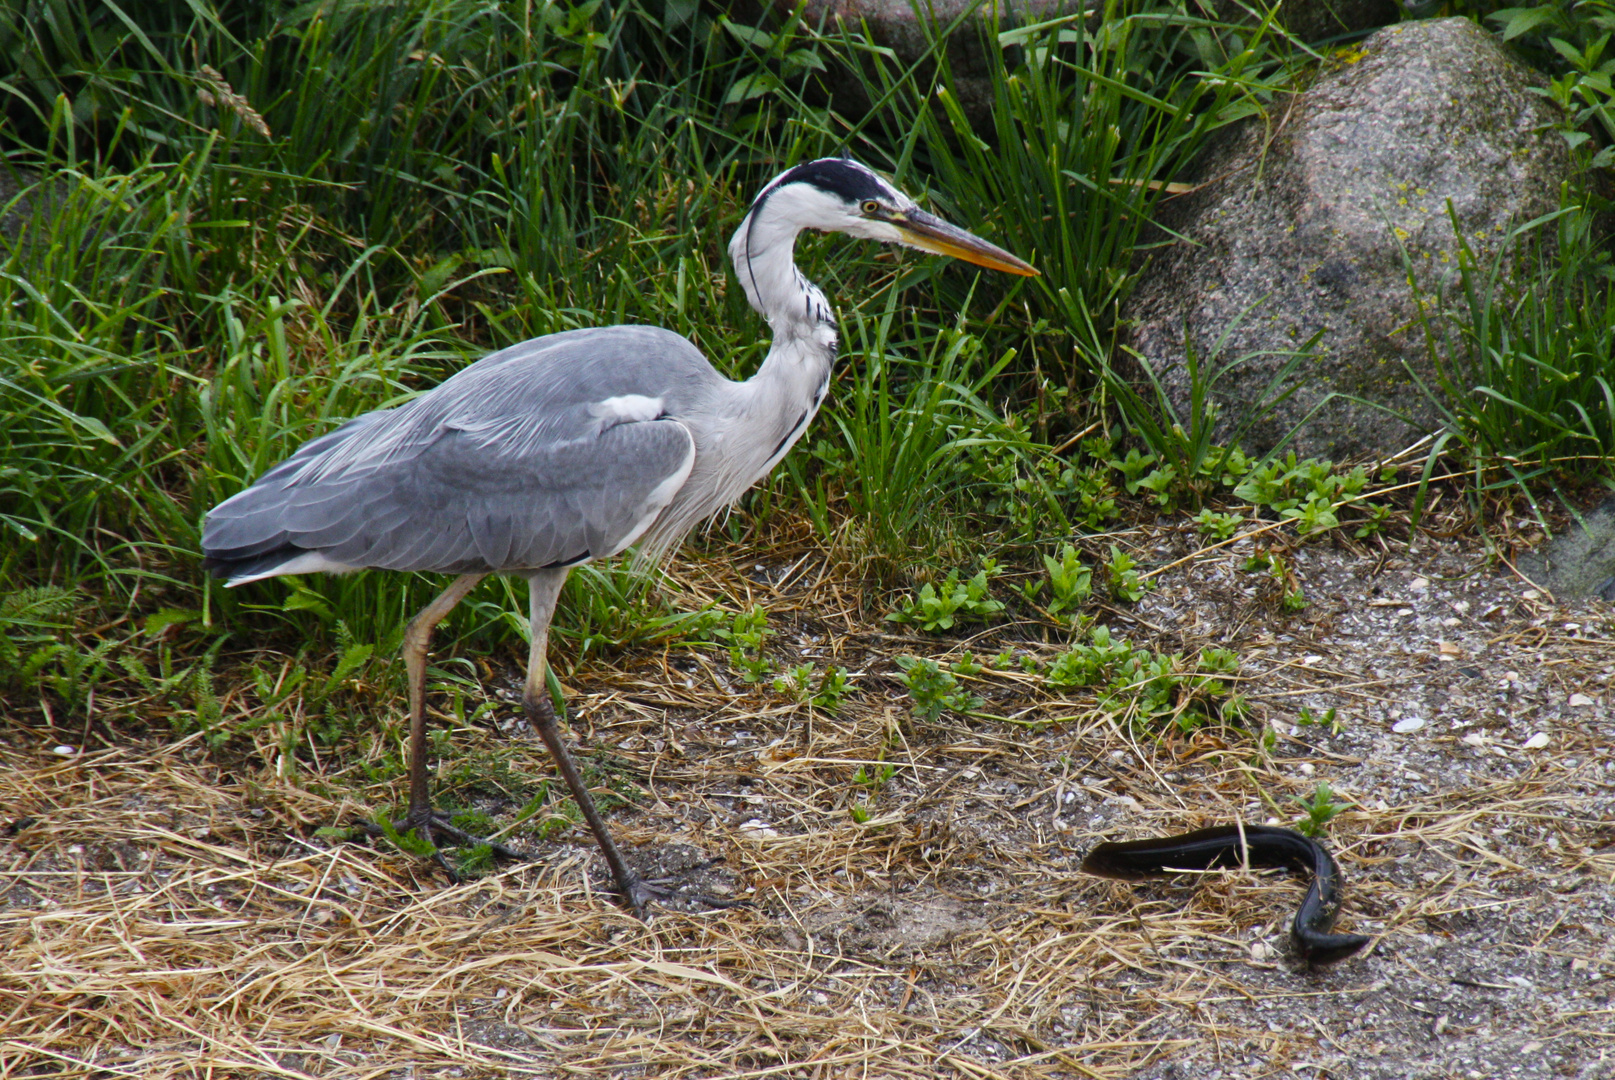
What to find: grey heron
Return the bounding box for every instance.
[202,157,1036,914]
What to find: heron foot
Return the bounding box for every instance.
[359,808,532,883]
[611,855,750,919]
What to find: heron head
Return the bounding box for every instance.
[734,157,1038,277]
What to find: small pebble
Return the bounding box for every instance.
[51,745,76,756]
[1392,716,1426,734]
[1522,732,1550,750]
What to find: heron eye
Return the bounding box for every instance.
[860,199,880,215]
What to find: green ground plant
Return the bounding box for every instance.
[774,662,855,712]
[1104,545,1149,603]
[886,561,1006,632]
[1297,705,1344,735]
[1038,543,1094,621]
[716,607,773,684]
[1035,623,1244,734]
[894,655,983,722]
[1465,2,1615,168]
[1295,781,1346,837]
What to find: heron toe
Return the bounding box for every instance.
[609,849,748,918]
[362,808,533,881]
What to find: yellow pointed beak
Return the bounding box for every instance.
[892,209,1039,277]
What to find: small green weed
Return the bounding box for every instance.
[0,586,130,718]
[887,563,1005,632]
[1110,448,1159,493]
[1284,494,1340,537]
[811,664,853,711]
[716,607,773,684]
[852,760,897,791]
[1355,502,1393,538]
[952,423,1117,541]
[1046,624,1136,689]
[0,586,79,689]
[1105,545,1149,603]
[1244,550,1307,613]
[773,663,815,699]
[1233,455,1384,538]
[1043,625,1244,734]
[1486,5,1615,169]
[849,742,900,825]
[121,633,228,746]
[47,638,120,718]
[1295,781,1345,837]
[772,662,855,712]
[370,816,438,860]
[1297,705,1344,735]
[1194,508,1244,540]
[1038,543,1093,621]
[894,656,982,722]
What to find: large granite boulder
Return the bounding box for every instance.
[1121,17,1574,458]
[762,0,1395,132]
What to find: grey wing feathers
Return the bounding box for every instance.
[202,326,715,579]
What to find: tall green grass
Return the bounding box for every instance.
[1411,200,1615,493]
[815,1,1300,354]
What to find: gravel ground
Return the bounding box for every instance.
[1084,531,1615,1079]
[3,520,1612,1078]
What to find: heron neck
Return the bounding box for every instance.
[725,213,840,479]
[732,212,836,338]
[742,234,838,440]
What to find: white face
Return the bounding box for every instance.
[730,157,1036,282]
[748,160,918,241]
[779,184,914,241]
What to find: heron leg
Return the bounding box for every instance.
[521,570,746,917]
[390,572,528,868]
[520,570,646,912]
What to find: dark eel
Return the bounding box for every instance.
[1081,824,1371,966]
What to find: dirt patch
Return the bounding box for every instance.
[2,524,1612,1078]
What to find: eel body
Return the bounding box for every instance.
[1081,824,1371,966]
